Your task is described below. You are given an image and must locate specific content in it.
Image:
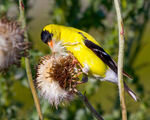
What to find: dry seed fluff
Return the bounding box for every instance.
[0,18,29,71]
[35,54,83,107]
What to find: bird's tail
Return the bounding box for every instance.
[123,70,133,80]
[124,82,138,101]
[102,69,138,101]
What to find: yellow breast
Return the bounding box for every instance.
[61,26,107,77]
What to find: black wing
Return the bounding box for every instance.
[78,32,132,78]
[78,32,117,74]
[84,39,118,74]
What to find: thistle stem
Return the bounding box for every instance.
[76,91,104,120]
[18,0,43,119]
[114,0,127,120]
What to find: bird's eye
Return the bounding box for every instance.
[41,30,53,44]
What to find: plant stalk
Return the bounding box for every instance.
[114,0,127,120]
[76,91,104,120]
[19,0,43,119]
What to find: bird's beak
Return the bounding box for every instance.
[48,40,53,48]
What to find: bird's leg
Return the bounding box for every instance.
[72,63,89,84]
[73,63,89,83]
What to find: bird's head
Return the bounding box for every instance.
[41,24,67,55]
[41,24,61,49]
[41,29,54,48]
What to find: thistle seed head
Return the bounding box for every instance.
[35,53,82,107]
[0,18,30,71]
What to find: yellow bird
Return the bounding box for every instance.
[41,24,137,101]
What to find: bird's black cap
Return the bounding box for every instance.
[41,30,53,44]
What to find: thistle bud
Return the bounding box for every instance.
[35,54,83,107]
[0,18,29,71]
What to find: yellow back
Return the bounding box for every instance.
[43,24,107,77]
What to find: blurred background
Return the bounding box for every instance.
[0,0,150,119]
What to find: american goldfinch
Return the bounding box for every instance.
[41,24,137,101]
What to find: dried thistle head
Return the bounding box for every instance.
[0,18,30,71]
[35,53,83,107]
